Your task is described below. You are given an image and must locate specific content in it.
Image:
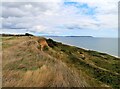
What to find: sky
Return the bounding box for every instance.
[1,0,119,37]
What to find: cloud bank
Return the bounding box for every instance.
[1,0,118,37]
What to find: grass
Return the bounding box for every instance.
[2,36,120,88]
[4,57,43,71]
[91,57,120,74]
[66,54,120,89]
[2,43,13,49]
[46,39,120,88]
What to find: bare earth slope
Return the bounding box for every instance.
[2,36,120,88]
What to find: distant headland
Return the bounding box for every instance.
[45,36,94,37]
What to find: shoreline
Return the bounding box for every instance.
[47,37,119,58]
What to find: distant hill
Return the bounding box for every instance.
[45,36,94,37]
[2,36,120,88]
[65,36,93,37]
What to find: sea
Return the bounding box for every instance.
[46,37,118,57]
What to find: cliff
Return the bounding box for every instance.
[2,36,120,88]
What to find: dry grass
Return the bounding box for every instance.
[2,36,120,88]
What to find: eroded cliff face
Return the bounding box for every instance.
[38,39,49,51]
[2,36,120,88]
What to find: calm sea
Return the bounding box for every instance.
[46,37,118,57]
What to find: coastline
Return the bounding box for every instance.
[46,37,119,58]
[2,36,120,88]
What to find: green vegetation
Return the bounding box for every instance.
[2,43,13,49]
[46,38,120,89]
[92,57,120,74]
[68,55,120,88]
[2,36,120,88]
[43,46,49,51]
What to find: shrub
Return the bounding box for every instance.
[43,46,49,51]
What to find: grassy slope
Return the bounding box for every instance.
[2,36,120,88]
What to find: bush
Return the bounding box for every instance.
[46,39,57,48]
[43,46,49,51]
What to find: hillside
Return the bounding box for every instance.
[2,36,120,88]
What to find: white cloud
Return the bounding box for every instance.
[1,0,118,37]
[31,25,46,32]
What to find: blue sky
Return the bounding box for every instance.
[1,0,118,37]
[64,2,97,16]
